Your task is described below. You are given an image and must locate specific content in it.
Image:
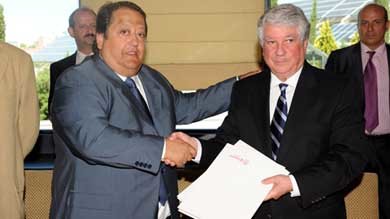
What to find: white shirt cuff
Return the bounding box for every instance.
[289,174,301,197]
[161,140,166,160]
[192,138,202,163]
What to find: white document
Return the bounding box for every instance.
[178,140,289,219]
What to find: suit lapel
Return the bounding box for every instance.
[70,52,77,65]
[252,71,273,157]
[94,56,155,127]
[352,44,364,92]
[276,63,317,162]
[138,66,172,137]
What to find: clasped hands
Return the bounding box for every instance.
[162,132,198,167]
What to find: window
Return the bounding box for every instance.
[1,0,78,125]
[267,0,390,68]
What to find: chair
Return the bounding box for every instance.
[24,170,53,219]
[344,172,378,219]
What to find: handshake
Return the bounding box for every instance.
[162,132,198,167]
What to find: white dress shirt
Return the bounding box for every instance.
[75,51,93,65]
[269,69,302,197]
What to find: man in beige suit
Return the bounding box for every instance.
[0,41,40,218]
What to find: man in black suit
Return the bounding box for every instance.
[48,7,96,112]
[326,3,390,218]
[173,4,368,218]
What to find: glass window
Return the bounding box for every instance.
[267,0,389,68]
[1,0,78,126]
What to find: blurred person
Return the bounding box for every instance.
[326,3,390,218]
[48,7,96,112]
[172,4,368,218]
[0,41,40,218]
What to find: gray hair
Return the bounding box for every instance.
[257,4,310,46]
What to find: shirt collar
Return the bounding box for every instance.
[270,66,303,89]
[76,50,93,64]
[361,42,386,56]
[116,72,140,83]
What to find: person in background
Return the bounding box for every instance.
[0,41,40,218]
[48,7,96,113]
[172,4,368,218]
[49,1,256,218]
[326,3,390,218]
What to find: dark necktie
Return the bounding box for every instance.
[364,51,379,132]
[124,77,167,205]
[124,77,153,123]
[270,83,288,160]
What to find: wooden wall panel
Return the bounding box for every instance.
[82,0,263,14]
[147,14,259,42]
[150,63,261,90]
[145,42,261,64]
[81,0,265,89]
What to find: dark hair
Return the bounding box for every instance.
[68,7,96,28]
[96,1,147,37]
[93,1,147,53]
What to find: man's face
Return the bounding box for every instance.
[69,10,96,49]
[262,24,307,81]
[359,5,389,50]
[97,8,146,76]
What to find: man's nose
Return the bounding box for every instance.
[275,43,285,55]
[128,33,139,46]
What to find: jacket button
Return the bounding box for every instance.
[148,164,152,169]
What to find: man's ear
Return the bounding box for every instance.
[96,33,104,50]
[68,27,75,38]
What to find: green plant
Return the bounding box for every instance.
[0,4,5,41]
[35,62,50,120]
[314,20,338,55]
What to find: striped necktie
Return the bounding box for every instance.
[270,83,288,160]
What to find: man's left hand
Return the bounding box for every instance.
[262,174,292,201]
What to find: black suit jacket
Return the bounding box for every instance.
[325,42,390,107]
[48,52,77,113]
[201,62,368,219]
[326,43,390,165]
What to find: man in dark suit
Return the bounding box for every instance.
[49,1,248,219]
[326,3,390,218]
[48,7,96,112]
[173,4,368,218]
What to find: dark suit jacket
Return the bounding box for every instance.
[325,43,390,107]
[49,55,236,219]
[48,52,76,113]
[201,62,368,219]
[325,43,390,166]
